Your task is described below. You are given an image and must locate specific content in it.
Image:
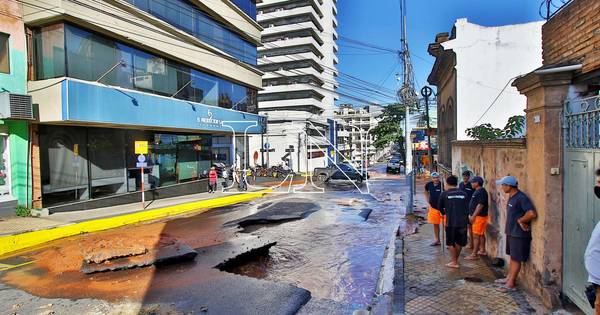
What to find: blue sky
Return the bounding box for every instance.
[335,0,545,106]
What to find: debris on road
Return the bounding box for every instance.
[81,242,197,274]
[224,198,319,228]
[358,208,372,221]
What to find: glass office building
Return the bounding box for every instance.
[27,0,262,211]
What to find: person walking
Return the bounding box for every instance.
[437,175,470,268]
[222,168,229,190]
[495,175,537,292]
[585,169,600,313]
[208,166,218,193]
[465,176,489,260]
[425,172,444,246]
[459,171,475,248]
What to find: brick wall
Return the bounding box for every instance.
[543,0,600,73]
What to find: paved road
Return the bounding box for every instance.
[0,164,408,314]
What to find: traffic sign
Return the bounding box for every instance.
[136,162,148,168]
[264,142,270,149]
[138,154,146,163]
[135,141,148,154]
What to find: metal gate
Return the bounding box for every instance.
[563,95,600,314]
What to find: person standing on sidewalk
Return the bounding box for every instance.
[495,175,537,292]
[466,176,489,260]
[459,171,475,248]
[437,175,469,268]
[208,166,218,193]
[425,172,444,246]
[584,169,600,313]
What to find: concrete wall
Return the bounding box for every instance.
[0,1,31,208]
[442,19,543,140]
[451,140,527,260]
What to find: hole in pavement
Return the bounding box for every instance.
[215,242,276,279]
[463,276,483,283]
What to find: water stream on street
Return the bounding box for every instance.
[227,172,407,308]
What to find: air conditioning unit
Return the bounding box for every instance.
[132,75,153,90]
[0,92,34,120]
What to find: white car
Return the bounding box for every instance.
[386,159,402,173]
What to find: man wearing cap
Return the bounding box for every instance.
[437,175,470,268]
[459,171,475,248]
[466,176,489,260]
[425,172,444,246]
[495,175,537,292]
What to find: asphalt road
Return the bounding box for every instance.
[0,164,408,315]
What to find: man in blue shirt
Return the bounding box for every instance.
[495,176,537,292]
[437,175,470,268]
[425,172,444,246]
[466,176,489,260]
[459,171,475,248]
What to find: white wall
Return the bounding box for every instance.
[443,18,543,140]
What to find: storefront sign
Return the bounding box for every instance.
[197,110,223,127]
[135,141,148,154]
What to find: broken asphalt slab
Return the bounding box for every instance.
[223,198,320,228]
[143,235,312,314]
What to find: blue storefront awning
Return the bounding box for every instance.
[57,79,265,134]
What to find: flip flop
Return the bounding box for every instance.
[494,278,508,284]
[445,262,459,269]
[497,286,517,293]
[477,251,487,256]
[465,255,479,261]
[430,241,441,246]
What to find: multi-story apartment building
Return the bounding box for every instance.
[335,105,379,167]
[18,0,265,212]
[249,0,339,173]
[0,2,32,216]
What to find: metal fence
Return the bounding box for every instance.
[564,95,600,149]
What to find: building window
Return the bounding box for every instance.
[32,23,258,113]
[124,0,257,65]
[0,33,9,74]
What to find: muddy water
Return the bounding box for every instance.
[0,166,408,310]
[231,174,407,308]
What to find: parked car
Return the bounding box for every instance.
[313,163,366,184]
[386,159,402,173]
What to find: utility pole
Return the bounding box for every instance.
[421,86,434,173]
[398,0,415,174]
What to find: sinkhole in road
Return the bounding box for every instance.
[215,242,276,279]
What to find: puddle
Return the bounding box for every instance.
[217,245,274,279]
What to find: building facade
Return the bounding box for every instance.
[249,0,339,172]
[0,2,32,216]
[334,105,379,166]
[427,18,543,168]
[20,0,265,212]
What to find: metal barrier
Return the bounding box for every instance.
[405,170,416,214]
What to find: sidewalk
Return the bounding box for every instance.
[0,184,278,257]
[398,177,552,315]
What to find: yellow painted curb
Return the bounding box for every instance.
[0,189,272,257]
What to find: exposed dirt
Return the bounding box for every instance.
[0,207,244,302]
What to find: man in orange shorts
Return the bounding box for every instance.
[425,172,444,246]
[466,176,489,260]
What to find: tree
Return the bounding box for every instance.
[465,115,526,140]
[370,103,406,150]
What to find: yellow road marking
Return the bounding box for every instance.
[0,261,34,271]
[0,189,272,257]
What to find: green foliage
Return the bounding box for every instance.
[15,205,31,217]
[466,115,525,140]
[369,103,406,149]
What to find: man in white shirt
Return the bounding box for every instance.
[585,169,600,313]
